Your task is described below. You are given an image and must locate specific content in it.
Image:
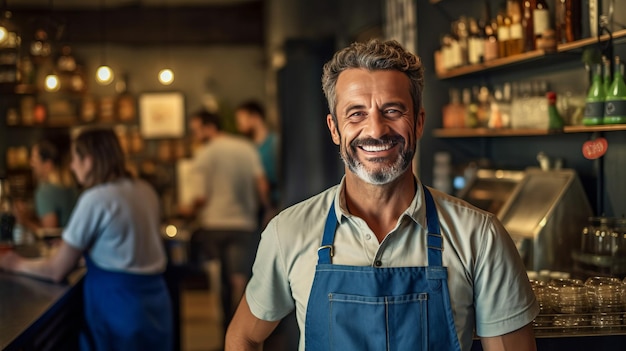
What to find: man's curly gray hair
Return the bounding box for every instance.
[321,39,424,123]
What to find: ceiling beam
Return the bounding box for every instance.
[7,2,264,46]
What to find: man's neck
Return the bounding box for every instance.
[343,171,416,242]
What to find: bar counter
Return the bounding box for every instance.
[0,245,84,351]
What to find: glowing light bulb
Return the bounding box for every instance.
[0,26,7,44]
[165,224,177,237]
[158,68,174,85]
[44,74,60,91]
[96,65,114,85]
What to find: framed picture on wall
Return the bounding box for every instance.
[139,91,185,138]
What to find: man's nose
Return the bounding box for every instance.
[364,111,390,138]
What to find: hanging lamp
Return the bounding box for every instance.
[158,0,174,85]
[95,0,113,85]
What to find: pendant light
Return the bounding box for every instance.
[158,0,174,86]
[96,0,114,85]
[43,0,59,92]
[158,68,174,85]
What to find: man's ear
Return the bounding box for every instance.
[327,114,340,145]
[415,107,425,139]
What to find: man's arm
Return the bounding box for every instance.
[256,174,277,227]
[480,323,537,351]
[225,295,280,351]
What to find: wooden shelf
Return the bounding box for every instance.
[433,125,626,138]
[437,29,626,79]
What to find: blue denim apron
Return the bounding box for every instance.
[79,256,173,351]
[304,185,462,351]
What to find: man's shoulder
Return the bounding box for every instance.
[427,186,494,220]
[275,185,338,225]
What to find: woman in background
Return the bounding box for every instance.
[0,128,173,351]
[13,135,78,232]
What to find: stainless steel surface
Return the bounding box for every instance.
[457,168,526,215]
[498,168,594,272]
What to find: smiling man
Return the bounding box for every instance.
[225,39,539,351]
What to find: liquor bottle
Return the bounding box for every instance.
[456,17,470,67]
[468,18,485,65]
[603,56,612,94]
[449,23,462,68]
[463,88,478,128]
[603,57,626,124]
[547,92,564,130]
[442,88,466,128]
[496,9,511,58]
[522,0,536,51]
[484,20,499,61]
[507,0,524,56]
[533,0,551,48]
[556,0,582,44]
[583,64,605,125]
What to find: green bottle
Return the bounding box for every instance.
[603,56,626,124]
[603,56,612,94]
[583,64,605,126]
[547,91,564,130]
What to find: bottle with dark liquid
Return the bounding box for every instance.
[497,8,511,58]
[507,0,524,55]
[522,0,536,51]
[484,20,499,61]
[556,0,582,44]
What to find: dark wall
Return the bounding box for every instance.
[278,38,343,208]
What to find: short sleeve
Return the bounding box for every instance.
[61,190,107,251]
[34,184,57,218]
[245,216,294,321]
[249,145,265,178]
[473,218,539,337]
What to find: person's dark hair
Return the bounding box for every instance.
[321,39,424,124]
[73,128,131,187]
[236,100,266,121]
[192,110,222,131]
[37,136,68,168]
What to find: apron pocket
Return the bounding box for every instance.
[328,292,428,351]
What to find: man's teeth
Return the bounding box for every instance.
[361,144,392,152]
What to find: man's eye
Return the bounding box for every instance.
[384,109,403,117]
[348,112,367,118]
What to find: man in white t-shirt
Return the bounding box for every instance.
[185,110,270,335]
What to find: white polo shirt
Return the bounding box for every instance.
[245,177,539,351]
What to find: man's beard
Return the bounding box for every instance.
[340,135,413,185]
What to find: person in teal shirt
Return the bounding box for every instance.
[13,135,78,232]
[235,100,280,211]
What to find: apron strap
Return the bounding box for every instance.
[317,186,443,267]
[317,202,338,264]
[423,185,444,267]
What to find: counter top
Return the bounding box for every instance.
[0,245,84,350]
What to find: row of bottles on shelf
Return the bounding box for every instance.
[435,0,583,73]
[5,91,137,127]
[583,56,626,125]
[441,79,573,130]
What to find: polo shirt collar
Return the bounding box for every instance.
[332,175,428,230]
